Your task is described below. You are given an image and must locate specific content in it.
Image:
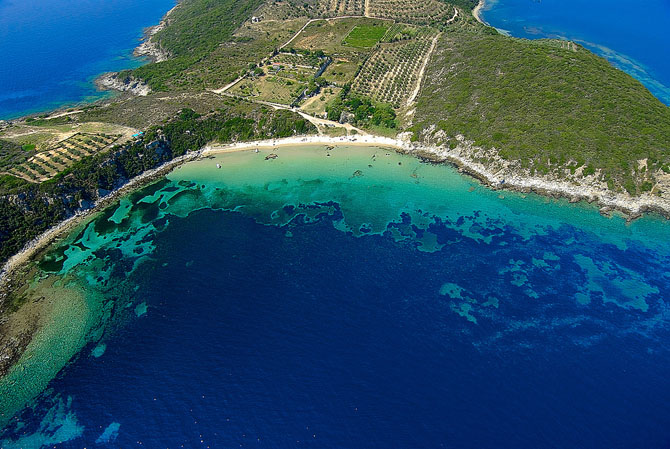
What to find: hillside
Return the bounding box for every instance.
[411,25,670,196]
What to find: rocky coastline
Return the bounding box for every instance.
[95,4,178,96]
[406,140,670,222]
[95,72,151,96]
[133,5,177,63]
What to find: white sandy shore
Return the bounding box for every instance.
[2,133,669,293]
[206,134,670,220]
[473,0,488,25]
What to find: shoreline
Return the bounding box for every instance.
[473,0,488,25]
[0,132,668,424]
[2,4,177,122]
[2,132,669,294]
[0,150,201,298]
[94,4,178,97]
[133,4,178,63]
[203,134,670,221]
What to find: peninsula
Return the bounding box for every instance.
[1,0,670,427]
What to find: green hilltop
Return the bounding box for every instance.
[411,25,670,195]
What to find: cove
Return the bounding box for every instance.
[1,145,669,448]
[479,0,670,106]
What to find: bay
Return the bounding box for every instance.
[1,146,669,448]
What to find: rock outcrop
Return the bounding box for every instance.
[96,72,151,96]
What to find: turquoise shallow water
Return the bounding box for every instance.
[480,0,670,105]
[0,0,175,119]
[1,146,670,447]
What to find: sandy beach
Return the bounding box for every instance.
[204,134,670,220]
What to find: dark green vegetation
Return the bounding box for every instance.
[0,140,33,173]
[342,24,389,48]
[326,89,397,129]
[412,28,670,194]
[448,0,477,11]
[0,103,314,264]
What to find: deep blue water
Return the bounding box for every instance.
[2,147,670,448]
[14,209,670,448]
[480,0,670,105]
[0,0,174,119]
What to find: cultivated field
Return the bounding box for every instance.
[254,0,364,20]
[290,18,388,55]
[368,0,455,25]
[342,24,389,48]
[351,27,438,107]
[316,0,365,17]
[5,133,122,182]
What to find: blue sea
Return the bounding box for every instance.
[0,0,175,120]
[1,146,669,448]
[479,0,670,105]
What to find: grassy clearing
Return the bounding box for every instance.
[342,24,389,48]
[230,76,307,105]
[301,87,343,116]
[322,59,360,85]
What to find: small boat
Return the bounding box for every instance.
[216,163,221,169]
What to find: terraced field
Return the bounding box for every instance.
[351,27,438,107]
[6,133,121,182]
[315,0,365,17]
[367,0,455,25]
